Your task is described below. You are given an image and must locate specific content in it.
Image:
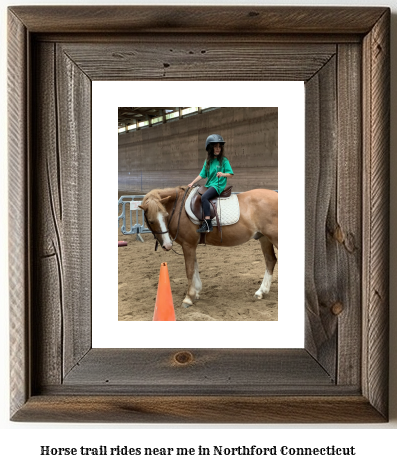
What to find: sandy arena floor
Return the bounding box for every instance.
[118,210,278,321]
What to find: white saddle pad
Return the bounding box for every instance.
[185,187,240,226]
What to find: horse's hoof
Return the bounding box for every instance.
[182,302,192,309]
[254,293,263,300]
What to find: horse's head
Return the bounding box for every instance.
[139,193,173,251]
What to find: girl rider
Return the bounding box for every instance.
[188,134,234,233]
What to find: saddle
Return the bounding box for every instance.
[190,185,233,221]
[190,185,233,244]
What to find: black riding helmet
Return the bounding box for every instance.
[205,134,225,151]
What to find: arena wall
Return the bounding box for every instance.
[118,107,278,194]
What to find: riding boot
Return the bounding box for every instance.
[197,219,213,233]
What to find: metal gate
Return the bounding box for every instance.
[118,195,151,242]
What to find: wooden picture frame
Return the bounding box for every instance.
[8,6,390,423]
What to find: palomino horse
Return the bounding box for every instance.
[139,186,278,308]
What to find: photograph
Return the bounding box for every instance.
[117,107,278,321]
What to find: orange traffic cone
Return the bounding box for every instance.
[153,262,176,321]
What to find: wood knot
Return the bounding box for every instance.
[333,226,357,253]
[331,302,344,316]
[174,351,194,365]
[333,225,344,244]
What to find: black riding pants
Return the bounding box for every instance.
[201,186,219,218]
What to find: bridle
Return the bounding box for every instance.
[143,186,192,254]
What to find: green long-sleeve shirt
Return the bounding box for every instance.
[199,157,234,194]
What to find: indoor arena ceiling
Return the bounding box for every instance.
[118,107,180,129]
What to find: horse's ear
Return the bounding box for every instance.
[159,196,171,205]
[138,202,148,211]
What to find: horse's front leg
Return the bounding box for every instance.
[181,244,202,308]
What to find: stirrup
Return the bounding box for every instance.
[197,220,213,233]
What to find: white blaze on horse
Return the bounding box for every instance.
[139,186,278,308]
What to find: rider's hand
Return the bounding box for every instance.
[216,172,224,178]
[188,183,193,187]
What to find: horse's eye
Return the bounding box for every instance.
[148,220,154,225]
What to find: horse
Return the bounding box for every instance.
[139,186,278,308]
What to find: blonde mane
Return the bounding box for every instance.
[141,191,164,215]
[142,186,187,214]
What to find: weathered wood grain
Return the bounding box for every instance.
[62,349,332,389]
[8,6,390,423]
[8,10,29,419]
[304,56,338,377]
[336,44,362,386]
[32,42,63,388]
[34,33,363,45]
[60,43,335,82]
[56,44,91,377]
[9,6,387,34]
[31,41,92,387]
[12,396,385,424]
[362,9,390,419]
